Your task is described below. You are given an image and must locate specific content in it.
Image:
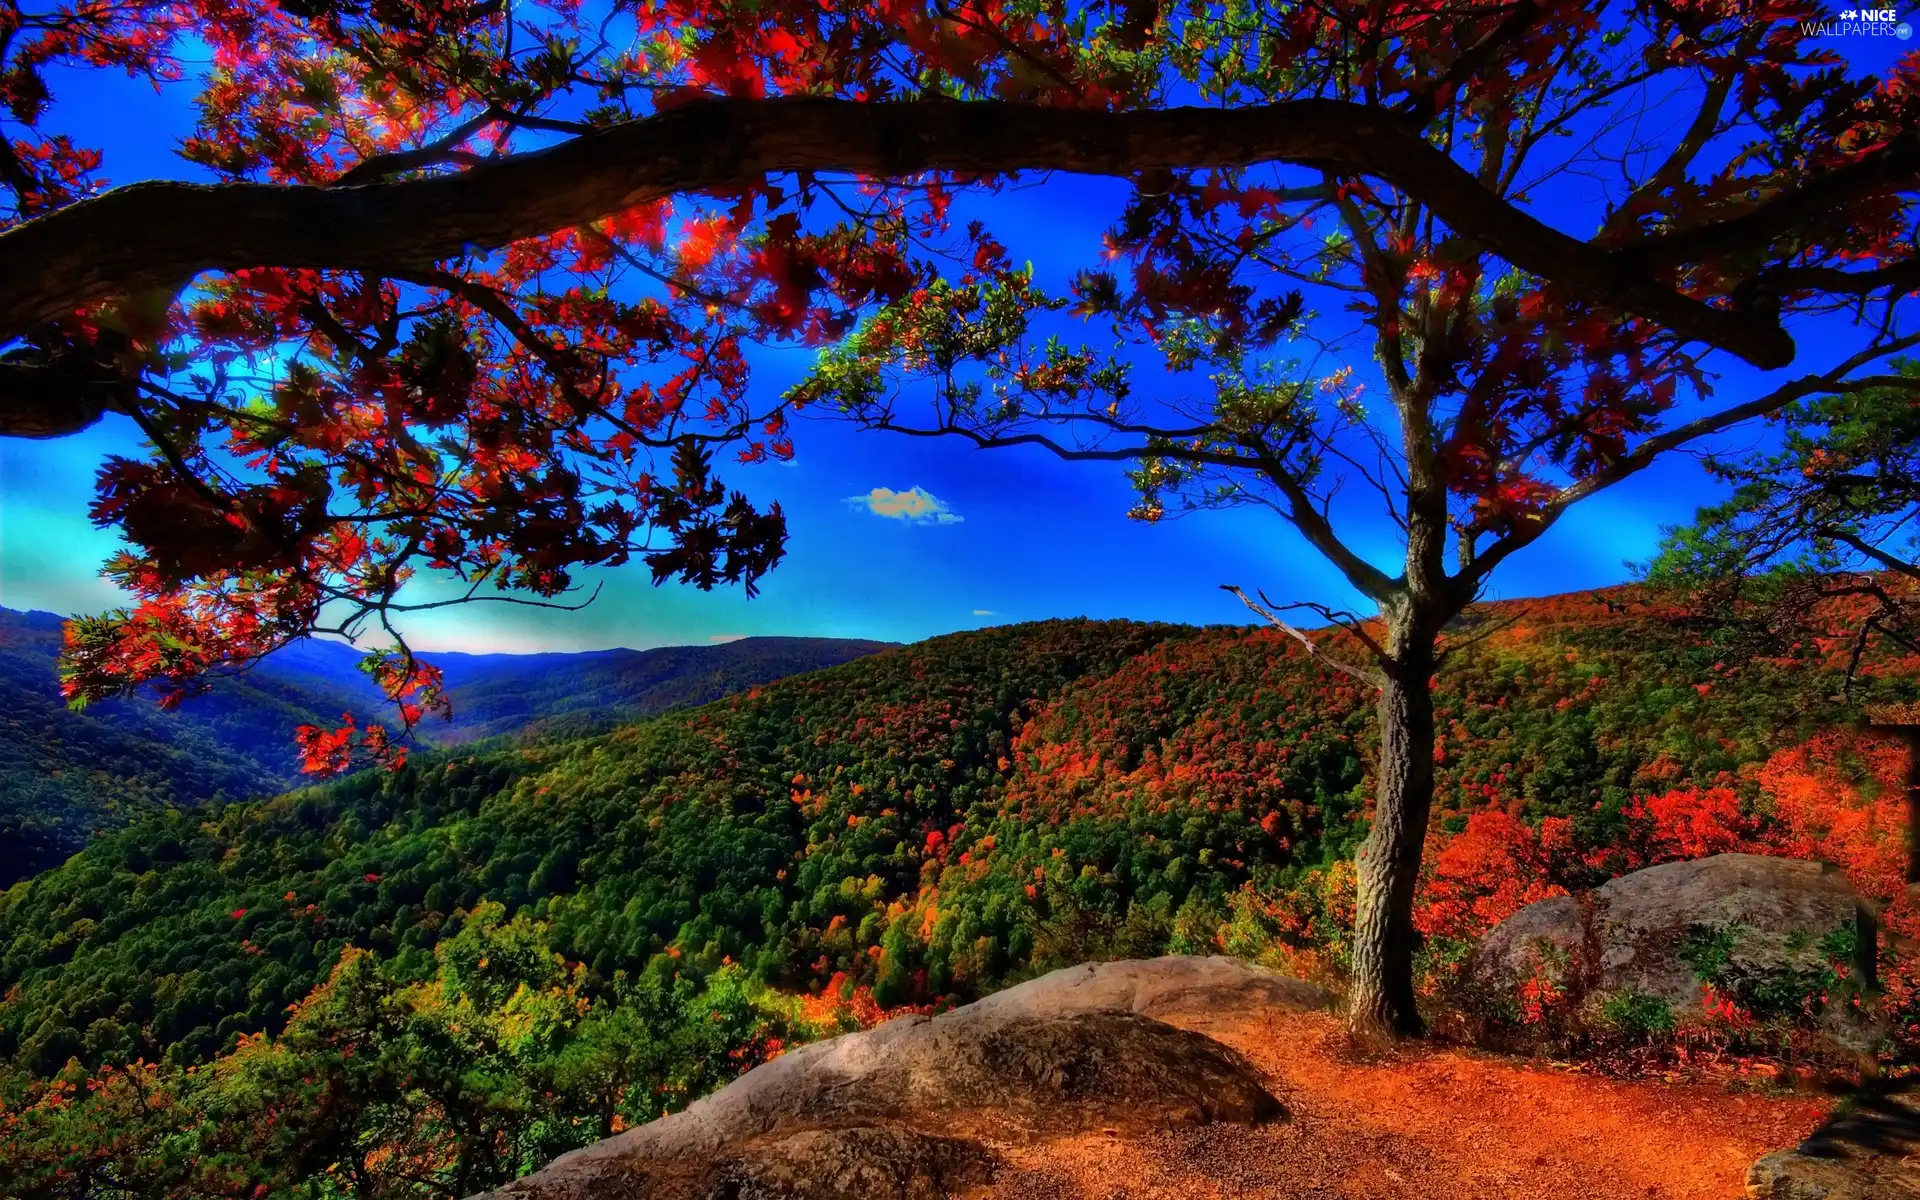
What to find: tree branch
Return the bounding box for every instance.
[1467,344,1920,583]
[328,104,515,188]
[1220,583,1386,687]
[1618,135,1920,273]
[1240,438,1400,602]
[1819,525,1920,584]
[1434,606,1527,665]
[1397,1,1544,127]
[1256,586,1392,663]
[0,96,1796,369]
[1744,258,1920,306]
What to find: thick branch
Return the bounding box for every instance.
[1468,348,1920,582]
[0,337,137,436]
[0,356,117,436]
[1619,136,1920,272]
[1,96,1795,366]
[1745,258,1920,305]
[1820,525,1920,584]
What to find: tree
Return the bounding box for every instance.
[1647,360,1920,680]
[1648,361,1920,883]
[2,0,1917,1036]
[778,8,1920,1036]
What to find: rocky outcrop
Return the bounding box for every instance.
[475,956,1327,1200]
[1746,1082,1920,1199]
[1469,854,1881,1049]
[963,953,1335,1024]
[622,1126,1001,1200]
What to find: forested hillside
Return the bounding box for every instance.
[0,609,389,887]
[5,596,1911,1065]
[3,597,1915,1196]
[0,609,893,886]
[419,637,900,745]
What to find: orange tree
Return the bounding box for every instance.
[2,0,1917,1038]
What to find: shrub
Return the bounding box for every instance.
[1596,990,1676,1040]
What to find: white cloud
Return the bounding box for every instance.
[708,633,749,644]
[846,486,963,525]
[972,609,995,616]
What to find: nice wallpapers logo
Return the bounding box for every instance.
[1802,7,1914,36]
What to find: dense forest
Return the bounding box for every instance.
[2,595,1916,1196]
[0,607,890,886]
[0,609,389,887]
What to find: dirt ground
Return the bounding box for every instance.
[979,1008,1833,1200]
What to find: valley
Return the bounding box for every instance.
[3,590,1917,1197]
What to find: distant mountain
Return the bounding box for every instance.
[418,637,902,745]
[0,607,896,885]
[0,608,391,886]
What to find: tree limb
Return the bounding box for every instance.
[1466,346,1920,583]
[1819,525,1920,583]
[0,96,1803,371]
[1743,258,1920,306]
[1618,135,1920,273]
[1220,583,1387,688]
[1240,439,1400,602]
[326,105,511,189]
[1397,1,1544,127]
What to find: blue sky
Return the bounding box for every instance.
[1,23,1912,653]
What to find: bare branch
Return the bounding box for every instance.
[1434,606,1527,665]
[1818,525,1920,584]
[1255,586,1392,662]
[1237,438,1400,601]
[1220,583,1386,688]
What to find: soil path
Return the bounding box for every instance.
[983,1009,1833,1200]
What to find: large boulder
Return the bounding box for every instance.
[1469,854,1880,1048]
[611,1126,1002,1200]
[475,956,1321,1200]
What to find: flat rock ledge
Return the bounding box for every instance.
[1747,1084,1920,1199]
[474,956,1329,1200]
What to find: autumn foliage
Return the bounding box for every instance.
[0,0,1911,793]
[2,597,1919,1192]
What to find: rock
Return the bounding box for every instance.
[638,1127,1001,1200]
[474,956,1322,1200]
[1469,854,1880,1048]
[1746,1085,1920,1198]
[1746,1148,1886,1199]
[964,954,1336,1026]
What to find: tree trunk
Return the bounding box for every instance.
[1348,631,1438,1040]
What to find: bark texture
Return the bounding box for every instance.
[1348,638,1439,1039]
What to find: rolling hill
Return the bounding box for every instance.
[0,607,895,885]
[417,636,901,745]
[2,594,1917,1199]
[2,594,1910,1077]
